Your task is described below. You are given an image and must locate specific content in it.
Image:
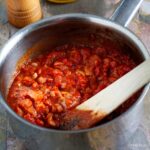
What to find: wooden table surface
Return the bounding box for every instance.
[0,0,150,150]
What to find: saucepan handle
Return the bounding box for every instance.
[111,0,143,27]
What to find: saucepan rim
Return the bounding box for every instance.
[0,13,149,134]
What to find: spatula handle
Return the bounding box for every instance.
[77,59,150,115]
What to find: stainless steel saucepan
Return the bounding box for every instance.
[0,0,150,149]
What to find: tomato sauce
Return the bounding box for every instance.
[7,44,137,129]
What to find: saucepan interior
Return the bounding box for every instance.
[0,14,149,130]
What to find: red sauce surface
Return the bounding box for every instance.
[7,44,137,129]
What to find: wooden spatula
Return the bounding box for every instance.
[60,59,150,130]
